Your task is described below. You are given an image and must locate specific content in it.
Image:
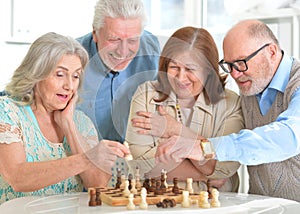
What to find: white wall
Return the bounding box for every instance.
[0,0,97,91]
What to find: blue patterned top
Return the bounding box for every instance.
[0,96,98,204]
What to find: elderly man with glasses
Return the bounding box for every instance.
[211,19,300,201]
[131,19,300,202]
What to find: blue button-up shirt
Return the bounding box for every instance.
[77,31,160,142]
[210,53,300,165]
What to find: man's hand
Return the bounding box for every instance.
[131,105,182,138]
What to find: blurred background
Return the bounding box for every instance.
[1,0,300,193]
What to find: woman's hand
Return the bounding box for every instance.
[131,105,182,138]
[85,140,131,174]
[53,93,78,131]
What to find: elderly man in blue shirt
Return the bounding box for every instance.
[77,0,160,143]
[131,19,300,202]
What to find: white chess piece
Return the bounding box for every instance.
[123,180,131,197]
[123,141,133,160]
[126,193,136,210]
[130,179,138,194]
[135,166,142,190]
[181,190,190,208]
[120,174,126,190]
[198,191,210,208]
[185,178,194,194]
[162,169,168,188]
[139,187,148,209]
[211,188,221,207]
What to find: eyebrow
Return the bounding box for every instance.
[56,66,82,72]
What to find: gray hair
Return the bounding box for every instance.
[248,22,280,48]
[6,32,89,105]
[92,0,148,30]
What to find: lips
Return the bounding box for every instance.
[57,94,69,101]
[176,82,191,89]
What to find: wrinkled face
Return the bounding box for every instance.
[223,41,274,96]
[167,51,206,99]
[93,17,142,71]
[34,55,83,111]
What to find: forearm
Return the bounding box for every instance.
[4,154,90,192]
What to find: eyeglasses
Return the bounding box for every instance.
[219,43,271,73]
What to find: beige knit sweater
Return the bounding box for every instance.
[241,59,300,202]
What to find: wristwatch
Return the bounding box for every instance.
[200,139,215,160]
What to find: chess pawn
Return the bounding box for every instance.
[88,188,97,206]
[172,177,180,194]
[211,188,221,207]
[126,193,136,210]
[181,190,190,208]
[130,179,138,194]
[135,166,142,190]
[185,178,194,194]
[139,187,148,210]
[198,191,210,208]
[120,174,126,190]
[123,180,131,197]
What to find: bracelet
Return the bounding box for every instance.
[200,139,215,160]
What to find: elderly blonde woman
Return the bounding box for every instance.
[0,32,129,204]
[126,27,244,192]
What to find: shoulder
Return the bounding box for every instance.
[0,96,20,111]
[223,89,241,108]
[139,30,160,54]
[136,80,158,92]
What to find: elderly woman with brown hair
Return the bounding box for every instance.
[125,27,244,192]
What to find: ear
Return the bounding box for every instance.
[92,28,98,43]
[267,43,279,59]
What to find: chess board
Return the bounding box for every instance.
[99,187,200,206]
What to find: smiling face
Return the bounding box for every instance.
[93,17,142,71]
[33,54,83,112]
[167,51,205,100]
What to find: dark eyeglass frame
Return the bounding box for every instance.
[219,43,271,73]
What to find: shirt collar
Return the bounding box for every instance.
[150,90,213,115]
[268,51,293,93]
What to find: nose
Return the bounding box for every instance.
[63,77,74,91]
[177,68,187,81]
[230,67,244,80]
[116,40,130,58]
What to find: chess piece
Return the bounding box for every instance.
[126,193,136,210]
[162,169,168,188]
[135,166,142,190]
[154,180,163,195]
[172,177,180,194]
[123,141,133,160]
[181,190,190,208]
[160,172,167,193]
[198,191,210,208]
[211,188,221,207]
[130,179,138,194]
[123,180,131,197]
[149,178,156,192]
[185,178,194,194]
[88,188,97,206]
[115,168,122,189]
[120,174,126,190]
[128,173,133,190]
[142,174,150,192]
[139,187,148,209]
[95,188,102,206]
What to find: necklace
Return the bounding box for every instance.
[175,98,183,123]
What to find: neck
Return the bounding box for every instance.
[176,97,196,108]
